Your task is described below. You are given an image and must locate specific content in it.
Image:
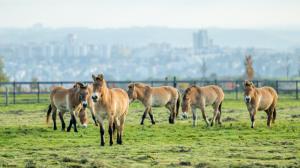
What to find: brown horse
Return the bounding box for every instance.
[181,85,224,127]
[91,74,129,146]
[127,83,180,124]
[46,82,89,132]
[244,81,278,128]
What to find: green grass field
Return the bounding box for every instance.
[0,99,299,167]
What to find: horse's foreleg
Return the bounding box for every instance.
[67,111,77,132]
[52,109,57,130]
[250,109,256,128]
[192,108,198,127]
[72,113,78,132]
[108,116,114,146]
[200,106,209,127]
[89,106,98,126]
[95,113,105,146]
[58,111,65,131]
[140,107,149,125]
[148,108,155,125]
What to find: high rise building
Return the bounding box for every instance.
[193,29,213,54]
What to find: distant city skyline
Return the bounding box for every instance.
[0,0,300,29]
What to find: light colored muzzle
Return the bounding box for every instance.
[182,112,188,119]
[82,123,88,128]
[91,93,98,102]
[244,96,251,103]
[82,101,88,108]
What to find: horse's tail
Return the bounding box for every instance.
[176,90,181,117]
[273,108,277,122]
[218,101,222,117]
[46,104,52,124]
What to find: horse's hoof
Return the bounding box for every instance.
[53,128,57,130]
[140,122,144,125]
[151,121,156,125]
[110,142,113,146]
[74,130,78,133]
[100,142,105,146]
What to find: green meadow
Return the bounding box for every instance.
[0,99,299,167]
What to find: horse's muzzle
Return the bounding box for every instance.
[82,101,88,108]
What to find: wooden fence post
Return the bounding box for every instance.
[37,82,40,103]
[5,87,8,106]
[173,76,177,88]
[296,81,299,100]
[13,81,16,104]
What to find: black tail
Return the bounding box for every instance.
[176,90,181,117]
[218,101,222,121]
[272,108,276,123]
[46,104,52,124]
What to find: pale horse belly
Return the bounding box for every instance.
[151,94,170,107]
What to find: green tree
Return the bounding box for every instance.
[0,57,9,82]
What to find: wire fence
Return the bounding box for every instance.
[0,79,299,105]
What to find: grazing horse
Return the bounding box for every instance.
[181,85,224,127]
[91,74,129,146]
[244,81,278,128]
[46,82,89,132]
[127,83,181,124]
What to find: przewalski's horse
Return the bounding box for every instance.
[127,83,181,124]
[244,81,278,128]
[46,82,89,132]
[91,74,129,146]
[182,85,224,127]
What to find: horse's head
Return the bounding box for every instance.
[78,107,88,128]
[244,80,255,103]
[91,74,106,102]
[127,83,137,103]
[74,82,89,108]
[181,87,193,119]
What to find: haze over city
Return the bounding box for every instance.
[0,0,300,81]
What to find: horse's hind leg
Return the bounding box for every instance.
[272,108,276,124]
[211,104,220,127]
[117,114,126,145]
[140,107,150,125]
[52,108,57,130]
[217,102,222,125]
[192,108,198,127]
[267,108,274,127]
[148,108,155,124]
[59,111,65,131]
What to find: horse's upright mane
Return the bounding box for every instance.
[134,83,150,88]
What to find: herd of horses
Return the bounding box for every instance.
[46,74,278,146]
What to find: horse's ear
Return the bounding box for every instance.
[92,74,96,81]
[244,80,254,87]
[74,82,80,88]
[128,83,134,89]
[97,74,104,81]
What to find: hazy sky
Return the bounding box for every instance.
[1,0,300,29]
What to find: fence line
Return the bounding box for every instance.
[0,79,299,105]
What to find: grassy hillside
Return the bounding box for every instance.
[0,99,299,167]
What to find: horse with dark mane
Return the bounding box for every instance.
[182,85,224,127]
[244,80,278,128]
[127,83,181,124]
[46,82,89,132]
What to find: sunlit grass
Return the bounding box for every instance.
[0,99,299,167]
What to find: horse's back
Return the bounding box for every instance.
[200,85,224,101]
[50,86,69,109]
[151,86,178,105]
[258,87,278,101]
[111,88,129,110]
